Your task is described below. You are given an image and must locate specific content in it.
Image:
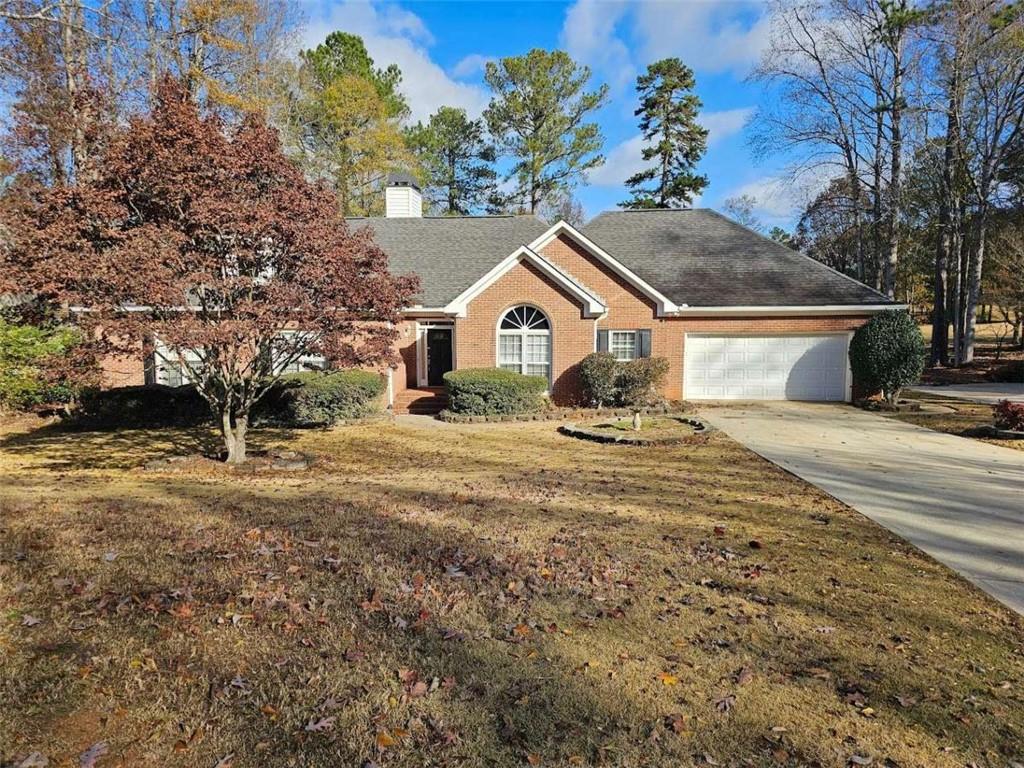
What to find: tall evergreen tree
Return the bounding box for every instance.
[300,31,409,119]
[622,58,708,209]
[405,106,497,215]
[484,48,608,213]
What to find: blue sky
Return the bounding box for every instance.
[300,0,801,227]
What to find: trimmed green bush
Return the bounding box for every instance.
[849,310,925,403]
[0,319,82,410]
[579,352,669,407]
[255,370,385,426]
[443,368,547,415]
[579,352,619,407]
[75,385,210,429]
[616,357,669,406]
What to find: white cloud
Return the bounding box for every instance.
[559,0,635,93]
[302,1,488,123]
[451,53,493,79]
[587,107,753,188]
[702,107,754,142]
[632,1,771,76]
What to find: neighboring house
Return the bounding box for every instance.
[100,176,898,408]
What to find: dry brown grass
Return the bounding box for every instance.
[2,415,1023,768]
[883,392,1024,452]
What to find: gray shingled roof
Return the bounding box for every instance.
[346,215,550,307]
[582,209,893,307]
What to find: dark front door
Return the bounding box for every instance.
[426,328,453,386]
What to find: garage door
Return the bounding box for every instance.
[684,334,850,401]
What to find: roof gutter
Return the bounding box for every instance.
[666,304,905,318]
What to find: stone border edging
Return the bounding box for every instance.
[437,403,677,424]
[961,425,1024,440]
[559,415,714,446]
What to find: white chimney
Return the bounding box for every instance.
[385,173,422,218]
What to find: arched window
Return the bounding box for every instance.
[497,305,551,382]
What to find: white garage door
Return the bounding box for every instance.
[684,334,850,401]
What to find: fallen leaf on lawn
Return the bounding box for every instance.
[409,681,429,698]
[260,704,279,720]
[21,615,42,627]
[735,666,754,686]
[16,753,48,768]
[665,713,690,735]
[526,753,541,765]
[103,552,118,562]
[79,741,107,768]
[895,695,917,708]
[714,694,736,713]
[658,672,679,686]
[375,731,396,750]
[568,757,584,766]
[748,540,763,549]
[860,706,876,718]
[304,717,335,732]
[847,757,873,767]
[713,525,726,537]
[213,754,234,767]
[814,626,836,634]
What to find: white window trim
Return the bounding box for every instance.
[608,330,638,362]
[495,305,552,388]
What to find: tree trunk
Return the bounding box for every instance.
[961,215,987,365]
[883,37,904,300]
[221,409,249,464]
[931,84,960,367]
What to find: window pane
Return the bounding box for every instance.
[526,334,549,363]
[526,363,549,377]
[498,334,522,364]
[610,331,636,361]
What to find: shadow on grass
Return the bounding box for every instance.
[0,421,302,471]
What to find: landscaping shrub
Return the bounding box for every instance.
[443,368,547,415]
[579,352,619,406]
[993,399,1024,431]
[849,310,925,403]
[0,319,83,410]
[75,385,210,429]
[616,357,670,406]
[579,352,669,407]
[255,370,385,426]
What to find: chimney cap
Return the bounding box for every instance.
[387,172,420,191]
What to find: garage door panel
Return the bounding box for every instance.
[685,334,849,402]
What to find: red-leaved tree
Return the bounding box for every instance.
[1,77,417,462]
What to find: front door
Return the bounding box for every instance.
[426,328,453,386]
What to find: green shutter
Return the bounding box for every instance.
[637,329,652,358]
[596,329,609,352]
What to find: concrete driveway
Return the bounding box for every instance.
[700,402,1024,615]
[909,382,1024,403]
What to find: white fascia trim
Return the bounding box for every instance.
[526,220,681,316]
[670,303,905,317]
[401,306,453,318]
[443,245,607,318]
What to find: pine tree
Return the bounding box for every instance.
[484,49,608,213]
[622,58,708,209]
[405,107,497,215]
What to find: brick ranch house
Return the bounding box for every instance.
[103,176,898,412]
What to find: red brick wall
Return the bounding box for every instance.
[454,259,595,403]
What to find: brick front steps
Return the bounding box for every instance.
[393,386,448,415]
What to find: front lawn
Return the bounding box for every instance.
[881,391,1024,452]
[1,416,1022,767]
